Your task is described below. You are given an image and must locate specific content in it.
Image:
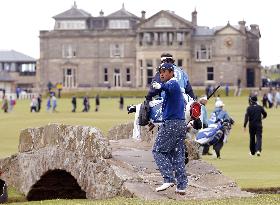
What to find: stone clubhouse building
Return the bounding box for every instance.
[38,3,261,90]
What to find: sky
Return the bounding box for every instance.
[0,0,278,66]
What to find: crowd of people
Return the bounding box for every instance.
[1,96,16,113]
[1,92,126,114]
[261,87,280,108]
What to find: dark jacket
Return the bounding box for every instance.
[244,103,267,128]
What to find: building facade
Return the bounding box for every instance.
[38,3,261,90]
[0,50,36,93]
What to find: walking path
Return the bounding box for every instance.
[109,139,253,200]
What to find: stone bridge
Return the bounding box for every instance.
[0,123,253,201]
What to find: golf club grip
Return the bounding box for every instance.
[207,85,220,100]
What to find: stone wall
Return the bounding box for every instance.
[0,124,123,200]
[107,122,200,160]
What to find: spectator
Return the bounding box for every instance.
[243,96,267,156]
[52,95,57,112]
[119,95,124,110]
[95,94,100,112]
[46,96,51,112]
[262,93,268,108]
[267,90,273,108]
[16,87,21,99]
[1,96,8,113]
[30,96,38,112]
[225,83,229,96]
[47,81,53,93]
[235,78,241,96]
[82,96,89,112]
[9,96,16,112]
[37,94,42,112]
[72,96,77,112]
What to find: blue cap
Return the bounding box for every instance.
[159,63,174,71]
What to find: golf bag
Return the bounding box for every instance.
[195,119,234,158]
[0,179,8,203]
[138,100,150,126]
[128,94,201,126]
[195,119,233,146]
[195,122,224,146]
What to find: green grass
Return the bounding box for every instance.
[5,195,280,205]
[1,96,280,204]
[48,86,253,99]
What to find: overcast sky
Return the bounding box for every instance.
[0,0,278,66]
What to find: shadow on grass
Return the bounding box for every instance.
[242,187,280,194]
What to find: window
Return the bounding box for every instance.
[21,63,36,72]
[55,20,86,30]
[143,33,152,45]
[196,44,212,61]
[178,59,183,67]
[109,20,129,29]
[207,67,214,81]
[67,69,72,75]
[114,68,121,87]
[146,59,153,86]
[168,32,173,45]
[159,33,167,44]
[126,68,131,82]
[63,68,76,88]
[62,44,77,58]
[104,68,108,82]
[177,32,184,45]
[110,44,123,57]
[147,69,153,85]
[4,63,11,71]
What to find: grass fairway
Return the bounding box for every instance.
[0,96,280,204]
[6,195,280,205]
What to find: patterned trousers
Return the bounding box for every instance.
[152,119,187,190]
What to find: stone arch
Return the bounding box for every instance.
[0,124,124,200]
[27,169,86,201]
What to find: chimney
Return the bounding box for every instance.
[250,24,260,36]
[238,20,246,33]
[141,10,146,20]
[99,10,104,16]
[192,9,197,26]
[73,1,77,9]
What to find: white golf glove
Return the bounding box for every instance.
[152,82,161,89]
